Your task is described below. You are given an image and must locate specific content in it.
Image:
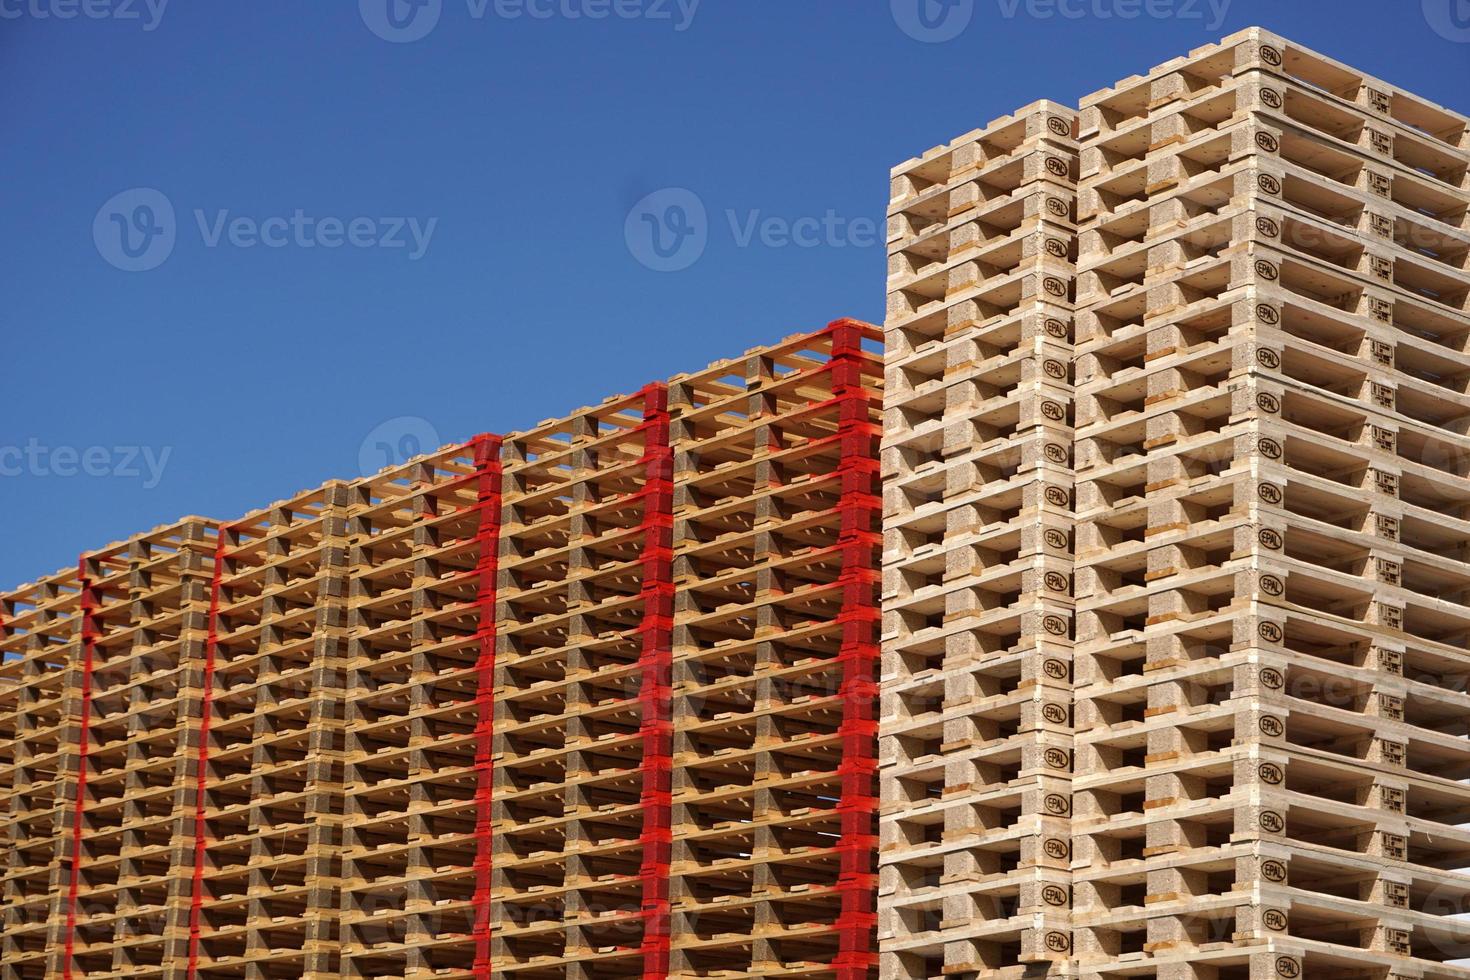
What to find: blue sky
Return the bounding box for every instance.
[2,0,1467,589]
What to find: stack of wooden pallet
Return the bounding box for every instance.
[4,26,1469,980]
[881,101,1079,978]
[1,566,82,980]
[0,322,882,980]
[1069,26,1470,980]
[337,442,494,978]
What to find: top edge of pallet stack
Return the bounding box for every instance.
[1,563,83,605]
[80,516,220,564]
[1078,26,1470,133]
[506,321,877,437]
[670,320,881,377]
[890,99,1080,178]
[4,320,880,598]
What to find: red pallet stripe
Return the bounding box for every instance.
[637,382,676,980]
[60,554,99,980]
[826,320,880,980]
[472,433,505,979]
[187,525,230,975]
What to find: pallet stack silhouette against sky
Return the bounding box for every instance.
[3,26,1469,980]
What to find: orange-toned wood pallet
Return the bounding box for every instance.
[0,323,882,980]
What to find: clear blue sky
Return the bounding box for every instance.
[3,0,1467,590]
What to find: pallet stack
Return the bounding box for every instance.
[1070,27,1470,980]
[335,440,495,978]
[4,27,1470,980]
[486,384,674,977]
[0,321,881,980]
[878,25,1470,980]
[0,567,82,980]
[661,322,881,978]
[487,323,883,979]
[880,101,1080,978]
[186,486,351,978]
[42,521,217,980]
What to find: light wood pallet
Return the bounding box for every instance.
[882,102,1079,979]
[485,385,673,980]
[662,324,880,979]
[485,323,881,980]
[1069,26,1470,980]
[185,489,351,980]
